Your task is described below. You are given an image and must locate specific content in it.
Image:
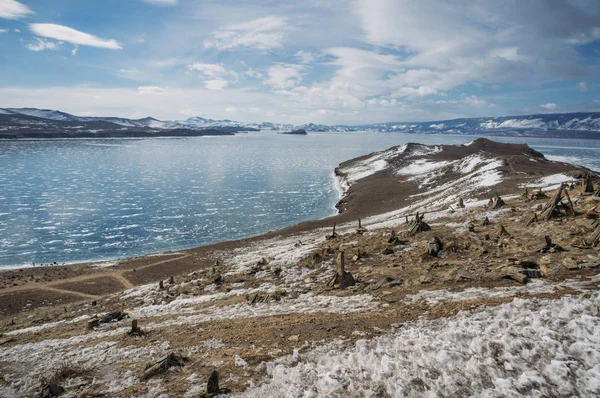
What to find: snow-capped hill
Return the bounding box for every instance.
[179,116,289,131]
[334,138,591,216]
[6,108,76,121]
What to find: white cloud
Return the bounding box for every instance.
[204,79,229,90]
[29,23,122,50]
[295,50,317,64]
[0,0,33,19]
[577,81,589,92]
[540,103,558,110]
[264,64,303,89]
[25,38,62,52]
[204,16,288,51]
[13,28,19,32]
[188,63,239,90]
[0,28,8,33]
[140,0,177,5]
[137,86,168,95]
[188,63,229,78]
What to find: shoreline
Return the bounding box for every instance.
[0,138,598,305]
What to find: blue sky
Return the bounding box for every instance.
[1,0,599,124]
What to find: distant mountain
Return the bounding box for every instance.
[356,112,600,136]
[0,108,251,139]
[2,107,600,139]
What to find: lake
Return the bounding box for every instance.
[1,131,600,268]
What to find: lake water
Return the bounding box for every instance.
[1,131,600,268]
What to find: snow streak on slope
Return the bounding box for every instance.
[238,293,600,397]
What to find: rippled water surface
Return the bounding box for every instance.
[1,131,599,267]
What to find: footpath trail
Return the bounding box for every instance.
[0,254,192,314]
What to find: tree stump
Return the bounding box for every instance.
[457,198,465,208]
[526,212,538,226]
[583,176,595,193]
[387,229,400,244]
[497,224,510,236]
[356,218,368,234]
[482,217,491,226]
[207,370,220,394]
[327,250,355,289]
[489,194,505,209]
[325,223,338,240]
[408,212,430,235]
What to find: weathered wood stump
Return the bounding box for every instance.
[497,224,510,236]
[127,319,143,336]
[526,212,538,227]
[325,223,338,240]
[538,235,564,253]
[141,353,187,380]
[327,251,355,289]
[585,223,600,247]
[387,229,400,245]
[488,194,505,209]
[540,183,575,221]
[583,176,595,193]
[408,212,430,235]
[356,218,368,234]
[457,198,465,208]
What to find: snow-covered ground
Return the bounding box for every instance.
[237,292,600,397]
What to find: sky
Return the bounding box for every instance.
[0,0,599,124]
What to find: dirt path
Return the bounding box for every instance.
[0,254,191,314]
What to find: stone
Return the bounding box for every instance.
[501,267,528,284]
[338,271,356,289]
[41,383,64,398]
[427,237,442,257]
[382,247,395,255]
[563,258,580,270]
[288,335,299,342]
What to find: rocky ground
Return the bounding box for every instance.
[1,139,599,397]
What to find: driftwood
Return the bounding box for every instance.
[142,353,187,380]
[356,218,368,234]
[497,224,510,236]
[585,206,598,219]
[585,223,600,247]
[488,194,505,209]
[531,189,548,200]
[325,223,338,240]
[526,212,538,227]
[540,184,575,221]
[408,212,430,235]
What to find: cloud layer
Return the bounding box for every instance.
[0,0,32,19]
[29,23,122,50]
